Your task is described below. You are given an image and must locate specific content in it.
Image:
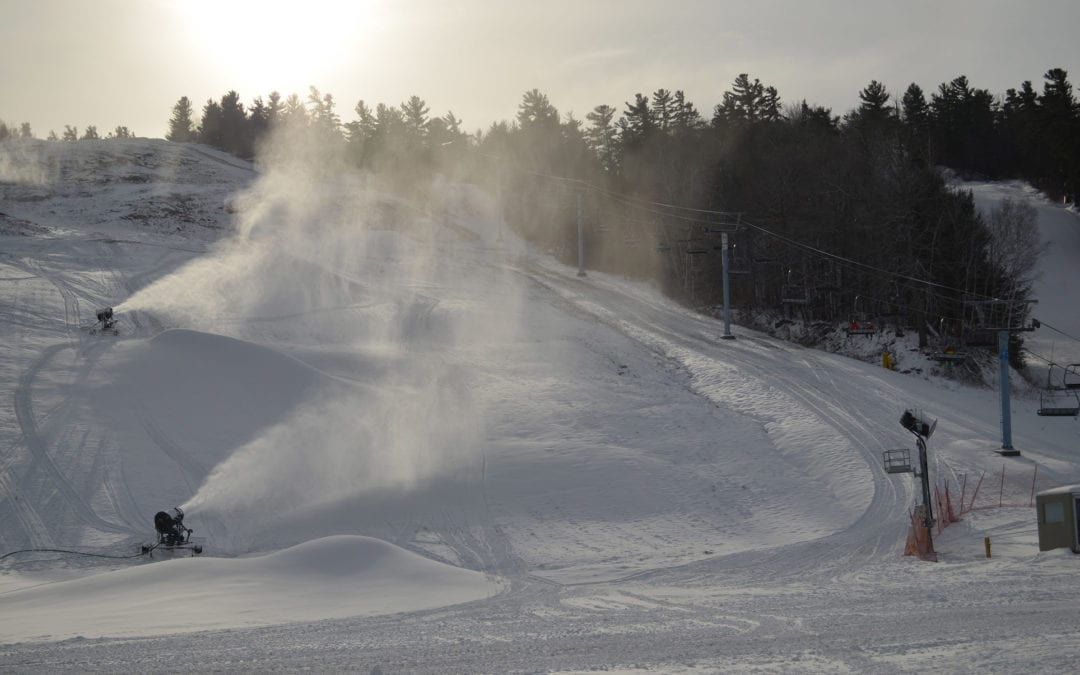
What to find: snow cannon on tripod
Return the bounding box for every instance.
[142,507,203,557]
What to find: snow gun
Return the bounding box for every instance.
[142,507,203,556]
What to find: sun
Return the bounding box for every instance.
[174,0,378,96]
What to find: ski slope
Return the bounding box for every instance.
[2,138,1080,672]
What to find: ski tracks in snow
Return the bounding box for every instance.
[521,262,911,582]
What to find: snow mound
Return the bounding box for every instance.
[89,329,333,514]
[0,536,499,643]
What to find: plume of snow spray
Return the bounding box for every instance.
[119,118,519,539]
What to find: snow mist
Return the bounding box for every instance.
[119,121,520,538]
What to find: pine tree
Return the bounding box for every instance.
[400,95,430,140]
[618,93,655,148]
[308,86,342,143]
[714,73,766,126]
[62,125,78,141]
[198,99,225,148]
[585,104,618,172]
[671,90,702,131]
[854,80,893,124]
[167,96,196,142]
[760,86,782,122]
[266,91,283,129]
[280,93,308,128]
[219,90,249,157]
[81,125,99,140]
[1038,68,1079,199]
[516,89,559,129]
[652,89,673,132]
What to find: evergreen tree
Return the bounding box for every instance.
[281,93,308,128]
[62,125,78,141]
[516,89,559,129]
[46,130,59,141]
[400,95,430,140]
[853,80,893,125]
[618,93,655,148]
[81,125,99,140]
[266,91,284,129]
[248,96,270,147]
[714,73,766,126]
[652,89,673,132]
[218,90,249,157]
[585,104,619,172]
[198,99,224,148]
[760,86,782,122]
[672,90,702,130]
[307,86,342,143]
[1037,68,1078,199]
[900,83,931,164]
[930,75,997,174]
[19,122,32,139]
[167,96,196,142]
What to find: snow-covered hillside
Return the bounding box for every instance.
[2,138,1080,672]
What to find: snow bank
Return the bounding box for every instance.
[0,535,499,643]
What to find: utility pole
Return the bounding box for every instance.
[998,329,1015,454]
[720,232,734,339]
[576,191,586,278]
[962,298,1038,456]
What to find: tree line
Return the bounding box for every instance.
[155,69,1080,364]
[0,121,133,141]
[8,68,1075,364]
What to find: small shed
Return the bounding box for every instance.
[1035,484,1080,552]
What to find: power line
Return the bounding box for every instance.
[1036,319,1080,345]
[484,150,1021,306]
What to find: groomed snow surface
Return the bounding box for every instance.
[1,139,1080,672]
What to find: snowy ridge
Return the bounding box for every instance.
[0,535,499,642]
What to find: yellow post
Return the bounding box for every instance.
[882,352,893,370]
[984,536,991,559]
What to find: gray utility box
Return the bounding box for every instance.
[1036,484,1080,552]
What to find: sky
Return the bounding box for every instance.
[2,0,1080,139]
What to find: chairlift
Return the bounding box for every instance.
[929,347,967,364]
[844,295,876,337]
[684,240,708,255]
[1064,364,1080,390]
[882,448,913,474]
[1038,390,1080,417]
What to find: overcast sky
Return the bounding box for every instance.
[3,0,1079,139]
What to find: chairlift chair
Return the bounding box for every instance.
[883,447,913,474]
[684,239,708,255]
[843,295,876,337]
[1064,364,1080,390]
[930,348,967,364]
[1038,390,1080,417]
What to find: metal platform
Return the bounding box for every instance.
[883,447,913,474]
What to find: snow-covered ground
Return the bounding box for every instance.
[1,138,1080,672]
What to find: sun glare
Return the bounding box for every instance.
[177,0,377,94]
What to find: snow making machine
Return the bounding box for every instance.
[89,306,118,335]
[142,507,204,557]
